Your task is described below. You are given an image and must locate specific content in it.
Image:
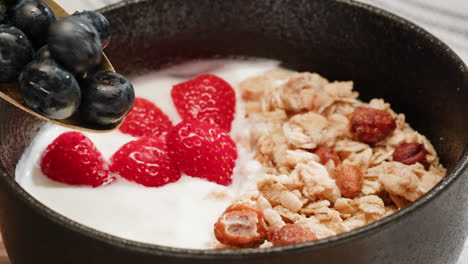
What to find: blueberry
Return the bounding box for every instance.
[0,5,4,24]
[34,45,89,81]
[6,0,56,49]
[80,71,135,126]
[19,59,81,119]
[0,24,33,82]
[4,0,20,5]
[34,44,51,61]
[48,16,102,74]
[73,11,111,48]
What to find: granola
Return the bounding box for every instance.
[214,70,446,248]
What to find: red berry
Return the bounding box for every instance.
[110,136,180,187]
[119,98,173,138]
[350,107,396,144]
[393,143,426,165]
[40,131,113,187]
[166,120,237,186]
[171,74,236,131]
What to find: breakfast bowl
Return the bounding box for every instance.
[0,0,467,263]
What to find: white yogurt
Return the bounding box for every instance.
[15,59,281,249]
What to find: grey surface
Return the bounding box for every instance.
[55,1,468,263]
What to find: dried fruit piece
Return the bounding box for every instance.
[334,164,363,198]
[224,203,263,214]
[40,131,112,187]
[393,143,426,165]
[314,147,341,165]
[268,224,317,246]
[119,98,173,138]
[171,74,236,131]
[349,107,396,144]
[110,136,180,187]
[214,203,268,247]
[166,120,237,186]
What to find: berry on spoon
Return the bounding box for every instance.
[0,24,33,82]
[0,0,122,132]
[73,10,111,48]
[34,45,51,61]
[18,59,81,119]
[0,5,4,24]
[79,71,135,126]
[6,0,56,49]
[48,15,102,74]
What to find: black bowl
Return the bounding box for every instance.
[0,0,467,263]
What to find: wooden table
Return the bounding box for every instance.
[0,236,10,264]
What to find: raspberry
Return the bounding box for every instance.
[166,120,237,186]
[110,136,180,187]
[40,131,112,187]
[119,98,173,138]
[171,74,236,131]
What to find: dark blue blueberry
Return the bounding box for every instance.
[34,45,88,80]
[73,10,111,48]
[4,0,20,5]
[80,71,135,126]
[6,0,56,49]
[19,59,81,119]
[48,16,102,74]
[34,44,51,61]
[0,5,4,24]
[0,24,33,83]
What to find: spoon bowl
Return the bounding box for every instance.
[0,0,117,133]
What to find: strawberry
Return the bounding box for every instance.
[171,74,236,131]
[40,131,113,187]
[110,136,180,187]
[119,97,173,138]
[166,120,237,186]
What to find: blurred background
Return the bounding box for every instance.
[59,0,468,63]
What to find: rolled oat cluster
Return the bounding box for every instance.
[214,70,446,248]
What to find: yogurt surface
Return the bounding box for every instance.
[15,59,281,249]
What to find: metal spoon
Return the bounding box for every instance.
[0,0,119,133]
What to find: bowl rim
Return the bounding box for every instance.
[2,0,468,259]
